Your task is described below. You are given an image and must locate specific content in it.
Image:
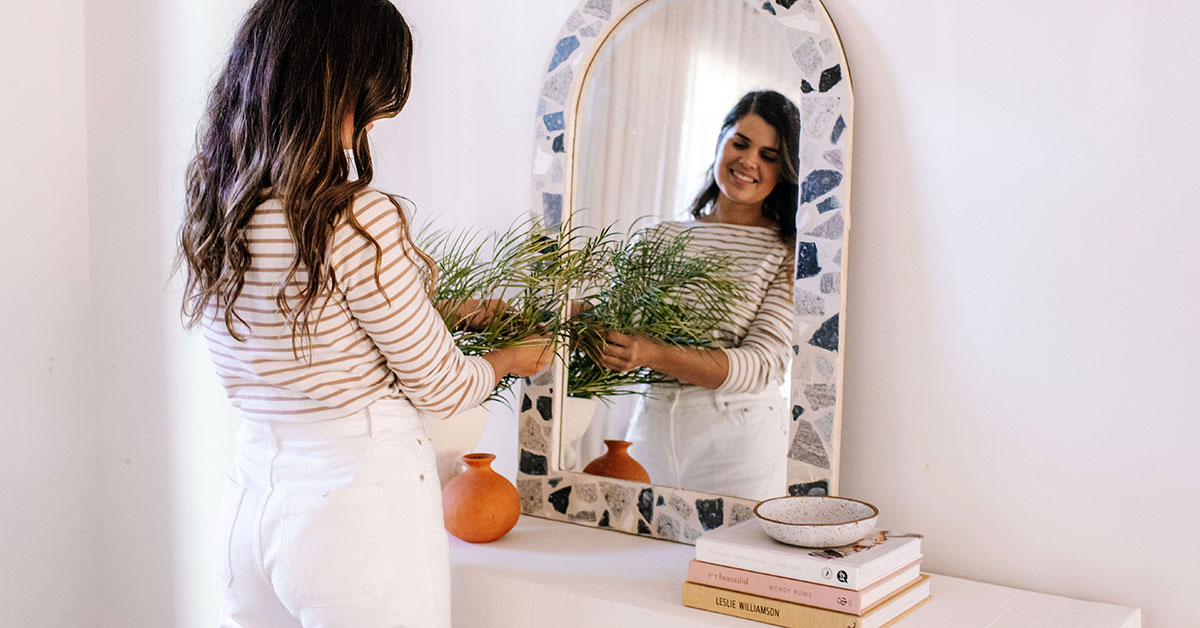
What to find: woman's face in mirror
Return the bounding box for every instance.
[713,113,782,211]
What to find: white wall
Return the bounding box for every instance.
[86,2,176,623]
[829,1,1200,626]
[0,2,99,627]
[6,0,1196,626]
[85,1,246,626]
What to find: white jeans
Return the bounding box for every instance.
[625,384,789,501]
[215,398,451,628]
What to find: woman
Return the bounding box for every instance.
[600,90,799,500]
[177,1,549,626]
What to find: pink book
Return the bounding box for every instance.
[687,558,922,615]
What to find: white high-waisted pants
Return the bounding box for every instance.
[215,398,450,628]
[625,384,789,501]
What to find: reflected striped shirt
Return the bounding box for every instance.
[647,220,795,394]
[201,190,495,423]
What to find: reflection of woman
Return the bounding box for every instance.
[178,2,548,625]
[600,91,799,500]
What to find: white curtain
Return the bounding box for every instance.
[570,0,802,471]
[573,0,801,236]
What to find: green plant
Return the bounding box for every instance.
[420,217,608,399]
[422,218,746,402]
[564,225,746,399]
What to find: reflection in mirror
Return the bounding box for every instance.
[562,0,803,501]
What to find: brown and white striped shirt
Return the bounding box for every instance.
[647,220,795,394]
[201,190,495,423]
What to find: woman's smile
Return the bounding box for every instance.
[713,113,781,211]
[729,168,758,186]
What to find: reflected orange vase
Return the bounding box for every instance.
[582,439,651,482]
[441,453,520,543]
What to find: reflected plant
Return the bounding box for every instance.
[565,225,746,399]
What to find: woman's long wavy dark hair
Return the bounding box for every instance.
[177,0,434,355]
[688,90,801,241]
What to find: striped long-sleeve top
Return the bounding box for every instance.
[646,220,795,394]
[201,190,495,423]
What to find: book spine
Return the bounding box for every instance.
[695,540,861,590]
[687,561,865,614]
[682,582,863,628]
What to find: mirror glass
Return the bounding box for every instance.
[561,0,803,501]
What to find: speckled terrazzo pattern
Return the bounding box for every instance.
[517,379,759,541]
[522,0,853,544]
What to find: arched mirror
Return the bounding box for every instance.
[517,0,853,544]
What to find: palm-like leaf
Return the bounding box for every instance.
[422,218,746,402]
[564,225,746,399]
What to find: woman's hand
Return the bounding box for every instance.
[507,335,554,377]
[484,335,554,379]
[441,298,510,330]
[598,331,730,389]
[568,299,591,318]
[598,331,662,373]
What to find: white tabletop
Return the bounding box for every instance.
[449,516,1142,628]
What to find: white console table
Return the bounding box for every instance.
[449,516,1142,628]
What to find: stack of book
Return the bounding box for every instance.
[682,519,931,628]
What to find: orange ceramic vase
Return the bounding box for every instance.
[582,439,651,482]
[441,453,520,543]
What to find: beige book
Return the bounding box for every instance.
[682,574,931,628]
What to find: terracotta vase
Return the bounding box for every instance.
[441,453,520,543]
[582,439,651,482]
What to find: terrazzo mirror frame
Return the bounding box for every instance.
[516,0,853,544]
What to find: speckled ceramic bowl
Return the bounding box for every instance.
[753,496,879,548]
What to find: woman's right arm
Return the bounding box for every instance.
[333,191,548,418]
[482,340,551,382]
[599,331,730,389]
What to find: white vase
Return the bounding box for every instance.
[422,404,491,487]
[560,396,598,470]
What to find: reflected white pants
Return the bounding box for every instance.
[215,398,450,628]
[625,384,789,501]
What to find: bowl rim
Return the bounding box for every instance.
[753,495,880,527]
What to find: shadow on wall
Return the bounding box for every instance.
[87,0,177,625]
